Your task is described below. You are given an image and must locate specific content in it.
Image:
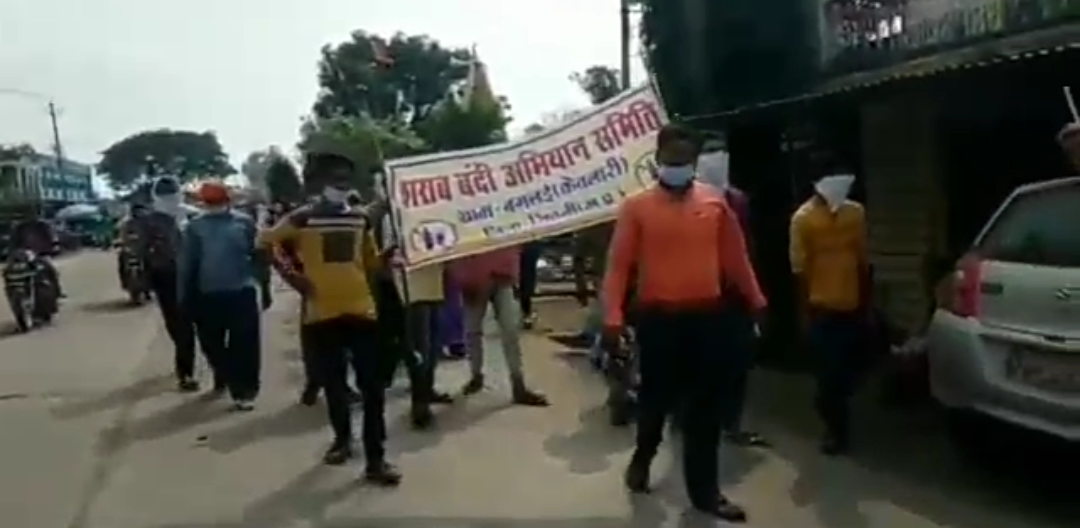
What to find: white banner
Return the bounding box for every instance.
[387,84,667,268]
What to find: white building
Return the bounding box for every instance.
[0,153,95,205]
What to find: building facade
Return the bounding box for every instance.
[0,153,95,206]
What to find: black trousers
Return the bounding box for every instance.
[370,275,440,407]
[632,305,729,507]
[401,302,442,406]
[148,268,199,380]
[809,310,864,441]
[305,315,388,463]
[300,323,362,394]
[717,304,756,432]
[194,288,261,400]
[518,243,541,316]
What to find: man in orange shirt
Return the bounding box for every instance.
[789,173,869,455]
[602,124,766,523]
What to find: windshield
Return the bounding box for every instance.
[978,183,1080,267]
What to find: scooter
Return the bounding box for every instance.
[3,250,59,333]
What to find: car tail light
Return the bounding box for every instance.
[944,253,982,318]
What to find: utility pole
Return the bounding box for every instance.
[47,100,64,173]
[47,101,64,213]
[620,0,632,89]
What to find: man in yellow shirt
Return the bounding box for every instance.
[789,173,869,456]
[257,148,400,485]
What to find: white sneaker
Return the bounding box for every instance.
[233,399,255,412]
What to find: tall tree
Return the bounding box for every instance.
[418,54,510,152]
[264,155,304,203]
[240,147,282,198]
[571,66,623,105]
[313,31,474,125]
[297,114,427,196]
[99,129,235,189]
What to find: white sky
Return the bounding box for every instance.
[0,0,644,174]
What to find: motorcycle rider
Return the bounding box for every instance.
[9,217,63,298]
[117,203,148,294]
[131,176,221,393]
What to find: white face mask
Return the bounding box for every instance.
[322,187,349,204]
[814,175,855,212]
[152,194,183,215]
[697,151,730,191]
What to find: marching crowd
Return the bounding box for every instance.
[119,123,870,523]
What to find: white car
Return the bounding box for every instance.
[927,177,1080,442]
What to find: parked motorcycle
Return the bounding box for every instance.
[3,250,59,333]
[120,250,151,305]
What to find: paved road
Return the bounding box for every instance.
[0,252,1075,528]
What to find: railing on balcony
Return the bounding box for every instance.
[820,0,1080,75]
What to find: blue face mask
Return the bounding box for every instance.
[656,165,695,187]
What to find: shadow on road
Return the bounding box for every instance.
[95,392,230,455]
[80,298,145,314]
[543,404,634,475]
[51,375,172,420]
[391,397,514,455]
[751,370,1080,528]
[200,404,325,454]
[0,320,23,340]
[145,486,693,528]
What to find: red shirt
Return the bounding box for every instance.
[602,183,766,327]
[448,246,521,293]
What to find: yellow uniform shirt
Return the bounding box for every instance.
[789,198,866,312]
[258,203,380,324]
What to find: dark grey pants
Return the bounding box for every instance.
[401,301,442,405]
[194,288,261,400]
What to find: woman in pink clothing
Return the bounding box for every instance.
[449,246,548,406]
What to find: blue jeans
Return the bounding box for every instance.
[809,310,865,441]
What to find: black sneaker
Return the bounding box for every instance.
[511,387,549,407]
[820,435,850,456]
[428,391,454,405]
[694,496,747,523]
[178,377,200,393]
[410,405,434,430]
[211,379,228,397]
[445,344,466,360]
[323,442,354,466]
[725,430,770,448]
[299,385,319,407]
[462,375,484,396]
[364,461,402,487]
[623,459,650,493]
[347,389,363,405]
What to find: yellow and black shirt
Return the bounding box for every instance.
[257,201,380,324]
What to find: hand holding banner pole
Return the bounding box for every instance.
[1064,86,1078,122]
